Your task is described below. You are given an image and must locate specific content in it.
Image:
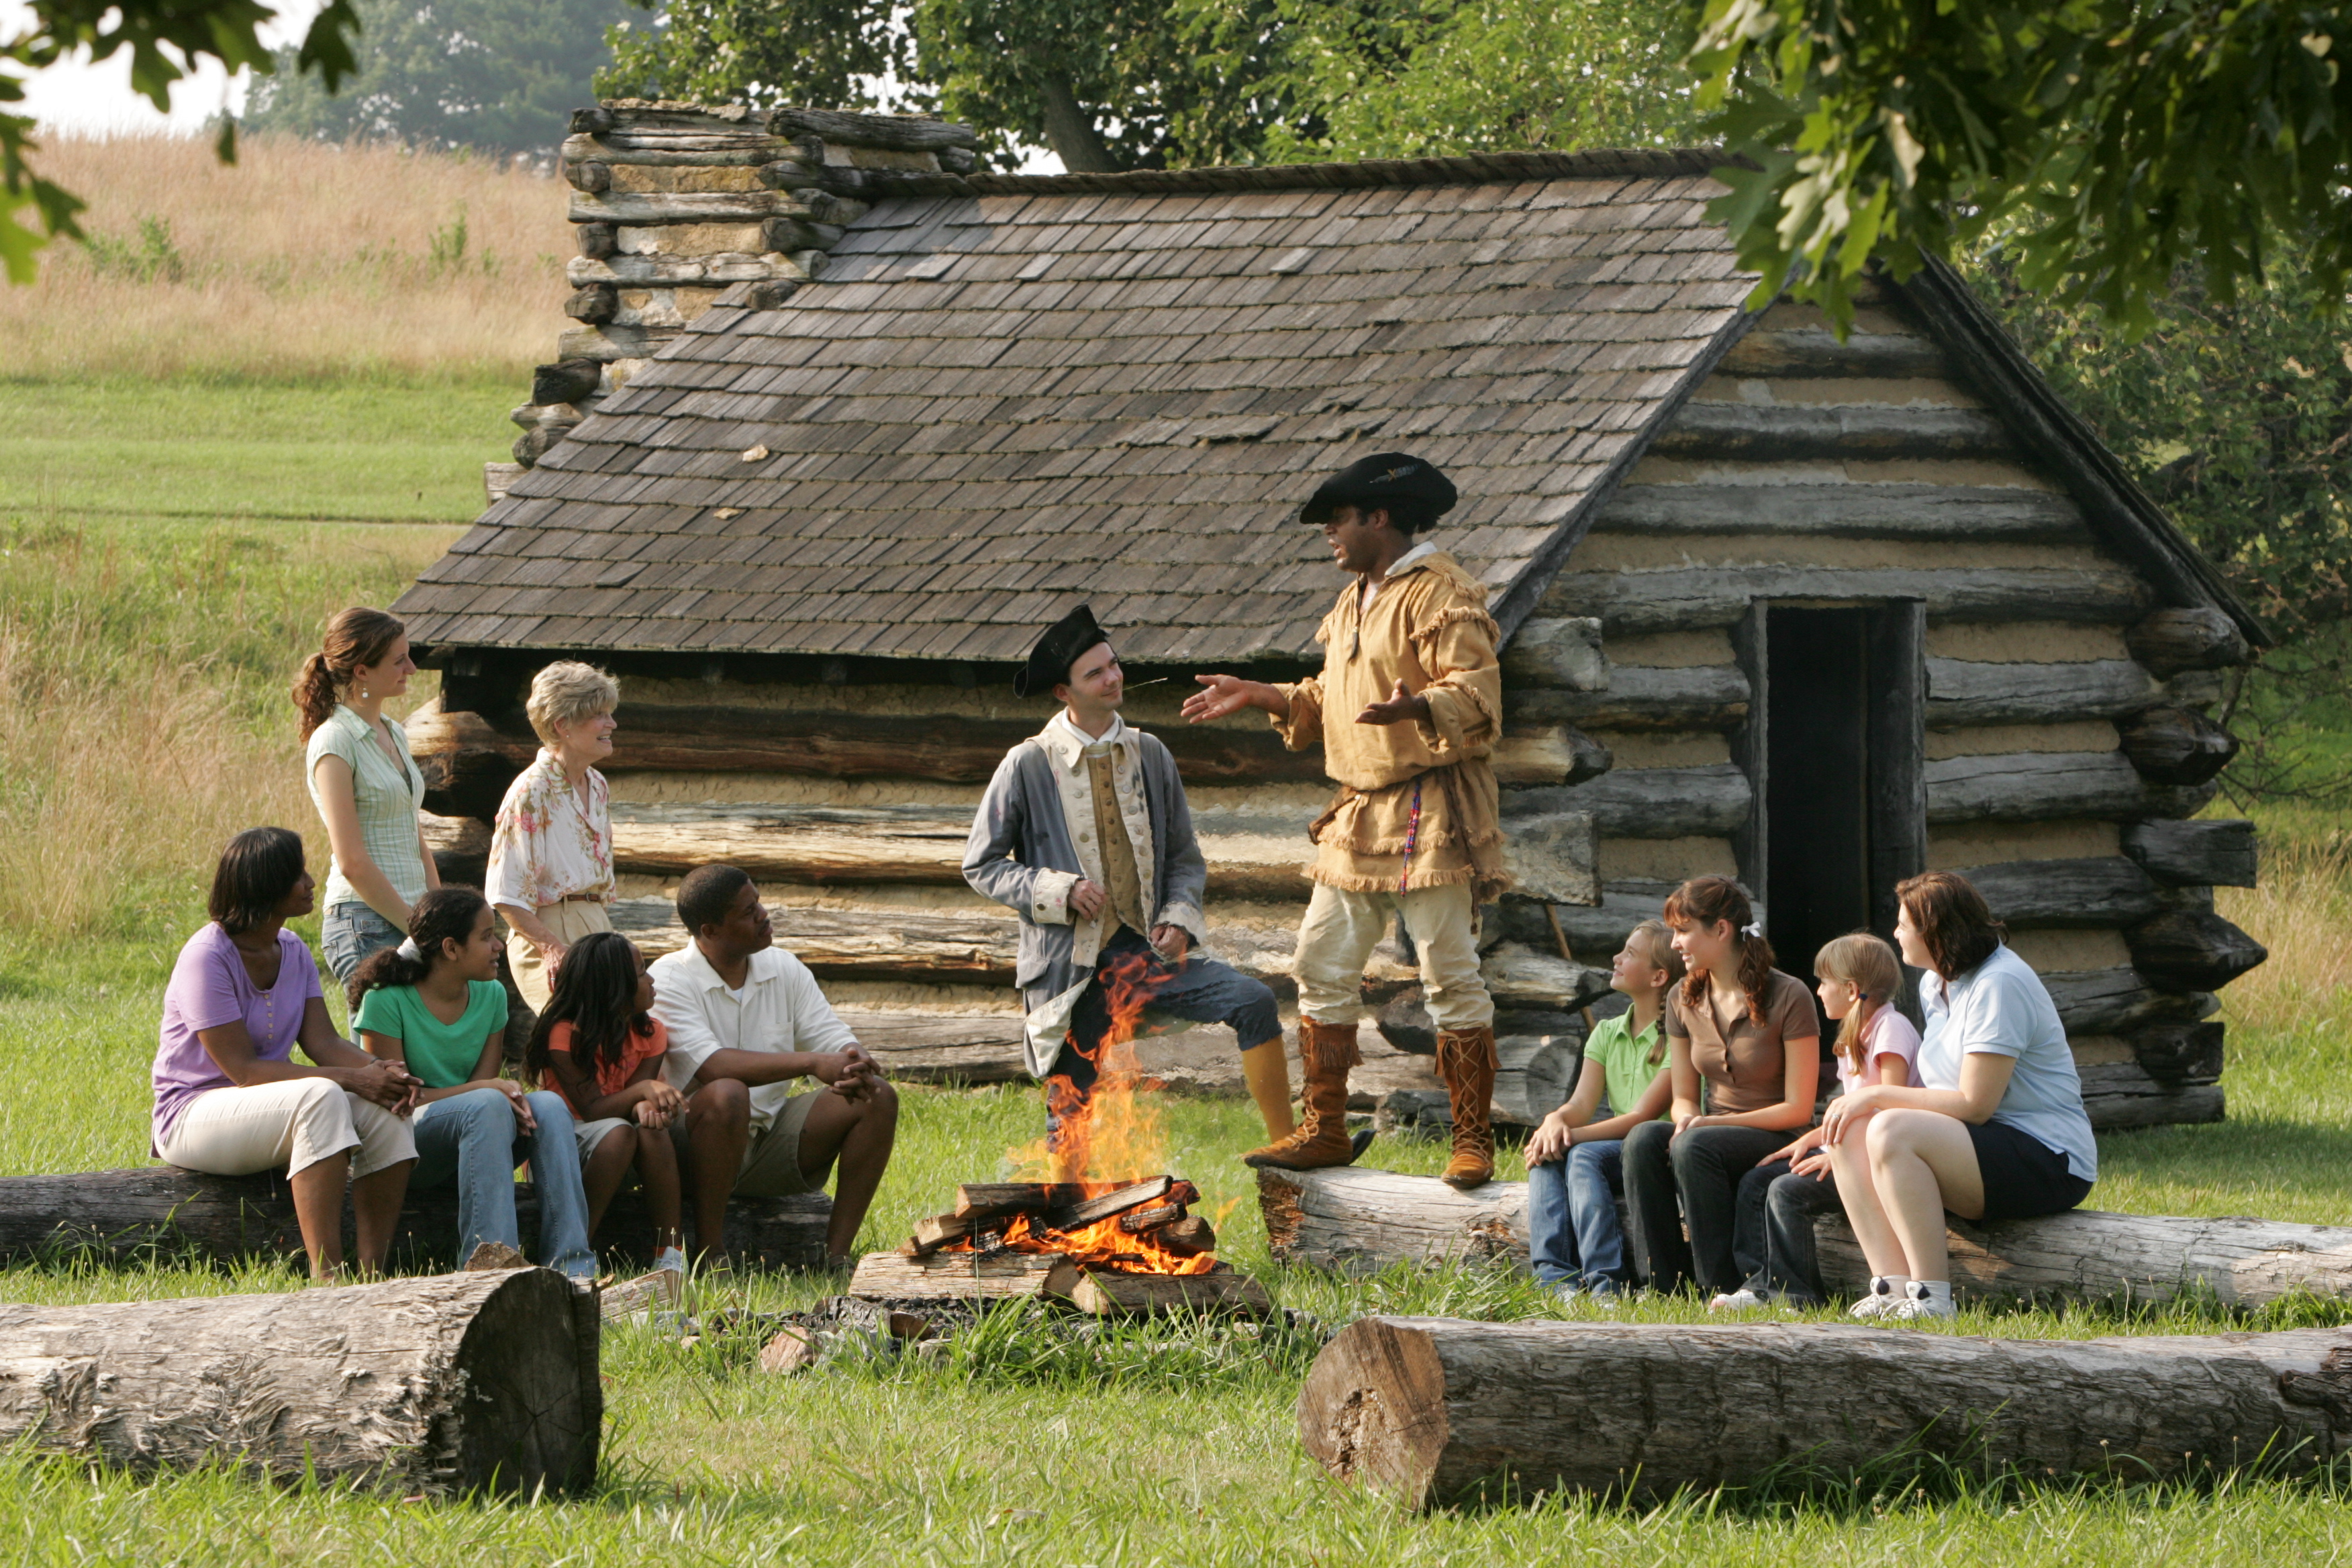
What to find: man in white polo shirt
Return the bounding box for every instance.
[649,863,898,1265]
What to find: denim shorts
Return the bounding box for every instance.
[321,901,405,985]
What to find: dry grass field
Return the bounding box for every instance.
[5,132,567,381]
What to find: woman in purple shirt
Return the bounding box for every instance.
[154,828,422,1279]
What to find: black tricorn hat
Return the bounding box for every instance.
[1298,452,1459,529]
[1014,603,1111,698]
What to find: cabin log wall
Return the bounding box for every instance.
[1534,289,2257,1128]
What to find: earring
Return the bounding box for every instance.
[359,683,370,700]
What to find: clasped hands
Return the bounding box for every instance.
[813,1044,887,1102]
[340,1056,422,1115]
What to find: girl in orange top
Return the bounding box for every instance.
[526,931,686,1271]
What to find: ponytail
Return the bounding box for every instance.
[1813,932,1904,1077]
[346,887,487,1011]
[1663,875,1775,1023]
[296,607,406,739]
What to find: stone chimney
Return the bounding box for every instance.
[492,99,980,500]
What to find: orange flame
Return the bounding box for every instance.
[1008,947,1171,1186]
[950,1194,1218,1276]
[970,948,1216,1275]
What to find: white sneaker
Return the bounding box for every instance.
[1886,1279,1956,1321]
[1708,1289,1766,1313]
[1849,1276,1908,1319]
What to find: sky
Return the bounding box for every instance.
[2,0,325,136]
[3,1,1063,169]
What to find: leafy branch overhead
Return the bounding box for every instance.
[1689,0,2352,336]
[0,0,361,281]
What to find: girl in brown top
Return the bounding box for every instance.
[1620,876,1821,1297]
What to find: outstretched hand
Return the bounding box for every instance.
[1181,673,1285,724]
[1355,679,1428,726]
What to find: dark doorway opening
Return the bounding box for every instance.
[1734,601,1926,1047]
[1767,608,1875,987]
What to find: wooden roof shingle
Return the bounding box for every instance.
[397,149,1755,665]
[396,147,2265,663]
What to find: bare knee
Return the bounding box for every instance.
[861,1079,899,1128]
[695,1078,749,1130]
[1865,1108,1938,1163]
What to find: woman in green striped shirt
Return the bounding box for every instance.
[295,607,442,982]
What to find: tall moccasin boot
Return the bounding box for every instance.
[1435,1024,1499,1189]
[1240,1018,1361,1170]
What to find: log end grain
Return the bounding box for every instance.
[452,1269,603,1493]
[1297,1316,1454,1508]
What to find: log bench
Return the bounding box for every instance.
[0,1269,600,1496]
[1300,1316,2352,1507]
[1257,1165,2352,1309]
[0,1167,831,1271]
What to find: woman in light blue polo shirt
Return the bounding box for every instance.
[1819,871,2095,1323]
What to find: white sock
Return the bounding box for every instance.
[1875,1275,1912,1298]
[654,1246,687,1274]
[1906,1279,1953,1307]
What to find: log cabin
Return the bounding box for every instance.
[393,101,2267,1131]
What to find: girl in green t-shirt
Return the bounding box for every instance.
[349,888,596,1277]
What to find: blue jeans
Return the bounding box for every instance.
[1528,1139,1628,1291]
[320,901,404,985]
[410,1087,596,1278]
[1734,1157,1843,1305]
[1048,929,1281,1149]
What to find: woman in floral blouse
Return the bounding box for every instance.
[487,663,620,1010]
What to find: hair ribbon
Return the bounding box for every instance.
[1739,921,1763,939]
[396,937,424,962]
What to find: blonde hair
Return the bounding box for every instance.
[1624,919,1685,1063]
[526,661,620,746]
[1814,932,1904,1077]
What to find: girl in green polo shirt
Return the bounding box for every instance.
[348,888,597,1277]
[1522,920,1684,1299]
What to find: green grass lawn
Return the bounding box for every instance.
[4,376,2351,1563]
[0,375,520,524]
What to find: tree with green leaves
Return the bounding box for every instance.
[1210,0,1700,163]
[597,0,1316,171]
[244,0,635,158]
[1688,0,2352,335]
[0,0,359,281]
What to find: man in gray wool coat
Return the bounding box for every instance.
[961,603,1301,1165]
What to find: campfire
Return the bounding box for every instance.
[847,951,1272,1316]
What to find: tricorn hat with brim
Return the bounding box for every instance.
[1013,603,1110,698]
[1298,451,1459,528]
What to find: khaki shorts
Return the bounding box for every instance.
[673,1089,828,1197]
[574,1116,632,1161]
[507,899,615,1011]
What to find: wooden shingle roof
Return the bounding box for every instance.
[395,149,1758,665]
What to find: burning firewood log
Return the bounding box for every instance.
[866,1175,1267,1313]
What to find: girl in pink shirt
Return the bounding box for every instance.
[1714,933,1917,1310]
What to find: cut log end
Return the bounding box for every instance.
[1296,1316,1453,1507]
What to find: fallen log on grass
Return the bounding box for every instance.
[0,1166,830,1271]
[0,1268,600,1496]
[1257,1167,2352,1308]
[1298,1316,2352,1507]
